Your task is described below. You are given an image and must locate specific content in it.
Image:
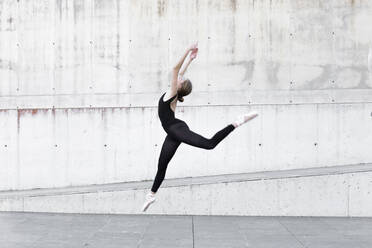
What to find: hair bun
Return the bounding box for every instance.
[178,97,184,102]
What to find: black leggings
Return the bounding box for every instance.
[151,122,235,192]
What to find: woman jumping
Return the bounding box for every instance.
[142,43,258,212]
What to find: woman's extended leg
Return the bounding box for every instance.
[151,134,181,193]
[143,135,180,211]
[143,112,258,211]
[168,122,235,150]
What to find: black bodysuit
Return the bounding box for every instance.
[151,92,235,192]
[158,92,183,131]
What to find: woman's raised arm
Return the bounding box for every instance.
[169,43,197,96]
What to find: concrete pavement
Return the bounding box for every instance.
[1,212,372,248]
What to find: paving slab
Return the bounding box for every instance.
[1,212,372,248]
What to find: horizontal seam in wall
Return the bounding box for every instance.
[0,101,371,111]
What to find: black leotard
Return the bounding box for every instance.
[158,92,183,131]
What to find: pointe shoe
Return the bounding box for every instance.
[234,111,258,127]
[142,192,156,212]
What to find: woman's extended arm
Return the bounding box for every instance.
[173,48,192,71]
[179,58,192,77]
[179,47,198,76]
[169,43,197,96]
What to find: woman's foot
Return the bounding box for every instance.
[233,111,258,127]
[142,192,156,212]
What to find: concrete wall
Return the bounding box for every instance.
[0,0,372,190]
[1,170,371,217]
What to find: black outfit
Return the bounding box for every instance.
[151,92,235,193]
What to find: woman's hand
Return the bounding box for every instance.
[188,42,198,60]
[173,42,198,82]
[190,48,198,60]
[189,42,198,52]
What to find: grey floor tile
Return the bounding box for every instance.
[237,219,290,235]
[193,217,247,248]
[31,240,87,248]
[85,234,141,248]
[1,212,372,248]
[244,234,303,248]
[295,234,365,248]
[322,217,372,236]
[139,237,192,248]
[278,217,340,236]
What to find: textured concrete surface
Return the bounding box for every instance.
[1,103,372,192]
[1,0,372,192]
[1,212,372,248]
[1,164,371,216]
[1,163,371,198]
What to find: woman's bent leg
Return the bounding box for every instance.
[168,123,235,150]
[151,134,181,193]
